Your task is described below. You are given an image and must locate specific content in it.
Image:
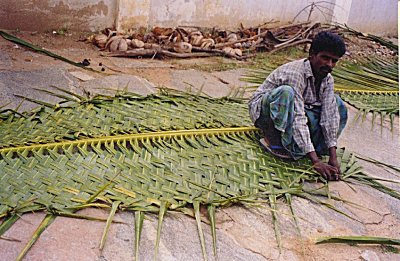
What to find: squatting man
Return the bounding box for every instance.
[248,31,348,181]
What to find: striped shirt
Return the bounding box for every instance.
[248,58,339,154]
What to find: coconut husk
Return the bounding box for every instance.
[87,22,332,59]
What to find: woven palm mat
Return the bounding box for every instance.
[0,92,399,259]
[0,93,252,148]
[339,91,399,130]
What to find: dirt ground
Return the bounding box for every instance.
[0,31,399,261]
[4,30,397,77]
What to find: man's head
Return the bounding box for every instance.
[309,31,346,79]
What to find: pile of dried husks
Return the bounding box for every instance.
[85,22,397,60]
[86,22,322,60]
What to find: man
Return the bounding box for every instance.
[248,31,348,181]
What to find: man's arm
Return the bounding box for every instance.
[319,77,341,180]
[289,78,338,180]
[292,89,315,154]
[328,146,340,173]
[292,89,339,180]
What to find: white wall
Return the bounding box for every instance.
[345,0,397,35]
[117,0,396,35]
[0,0,397,35]
[117,0,151,29]
[146,0,336,29]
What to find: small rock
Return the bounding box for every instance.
[80,58,90,66]
[360,250,380,261]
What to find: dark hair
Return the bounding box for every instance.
[310,31,346,57]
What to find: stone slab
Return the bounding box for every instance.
[0,68,78,112]
[80,74,157,97]
[69,71,96,82]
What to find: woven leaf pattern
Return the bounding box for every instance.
[0,129,318,217]
[0,94,252,149]
[1,92,399,260]
[339,92,399,112]
[340,91,399,130]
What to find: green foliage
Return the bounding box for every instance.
[0,91,399,259]
[340,92,398,131]
[333,58,399,91]
[0,91,252,149]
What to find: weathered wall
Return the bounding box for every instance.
[346,0,397,35]
[0,0,397,35]
[0,0,116,32]
[116,0,150,29]
[117,0,397,35]
[146,0,335,29]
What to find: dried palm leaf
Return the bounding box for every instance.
[331,23,398,52]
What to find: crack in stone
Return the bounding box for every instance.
[363,212,391,225]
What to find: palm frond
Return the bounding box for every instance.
[0,93,252,149]
[207,204,217,257]
[331,23,398,52]
[194,201,208,261]
[333,58,398,92]
[100,201,121,250]
[339,91,399,131]
[0,91,399,259]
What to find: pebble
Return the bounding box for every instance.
[360,250,380,261]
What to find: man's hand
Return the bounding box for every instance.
[328,158,341,174]
[307,151,340,181]
[313,161,340,181]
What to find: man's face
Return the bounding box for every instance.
[309,51,341,79]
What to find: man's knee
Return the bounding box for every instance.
[335,95,347,115]
[257,85,295,130]
[270,85,295,101]
[335,94,348,129]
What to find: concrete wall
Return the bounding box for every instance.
[0,0,117,32]
[116,0,337,30]
[346,0,397,36]
[0,0,397,35]
[117,0,150,29]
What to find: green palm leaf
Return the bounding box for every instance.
[0,91,399,259]
[16,215,56,261]
[134,211,145,260]
[0,93,252,149]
